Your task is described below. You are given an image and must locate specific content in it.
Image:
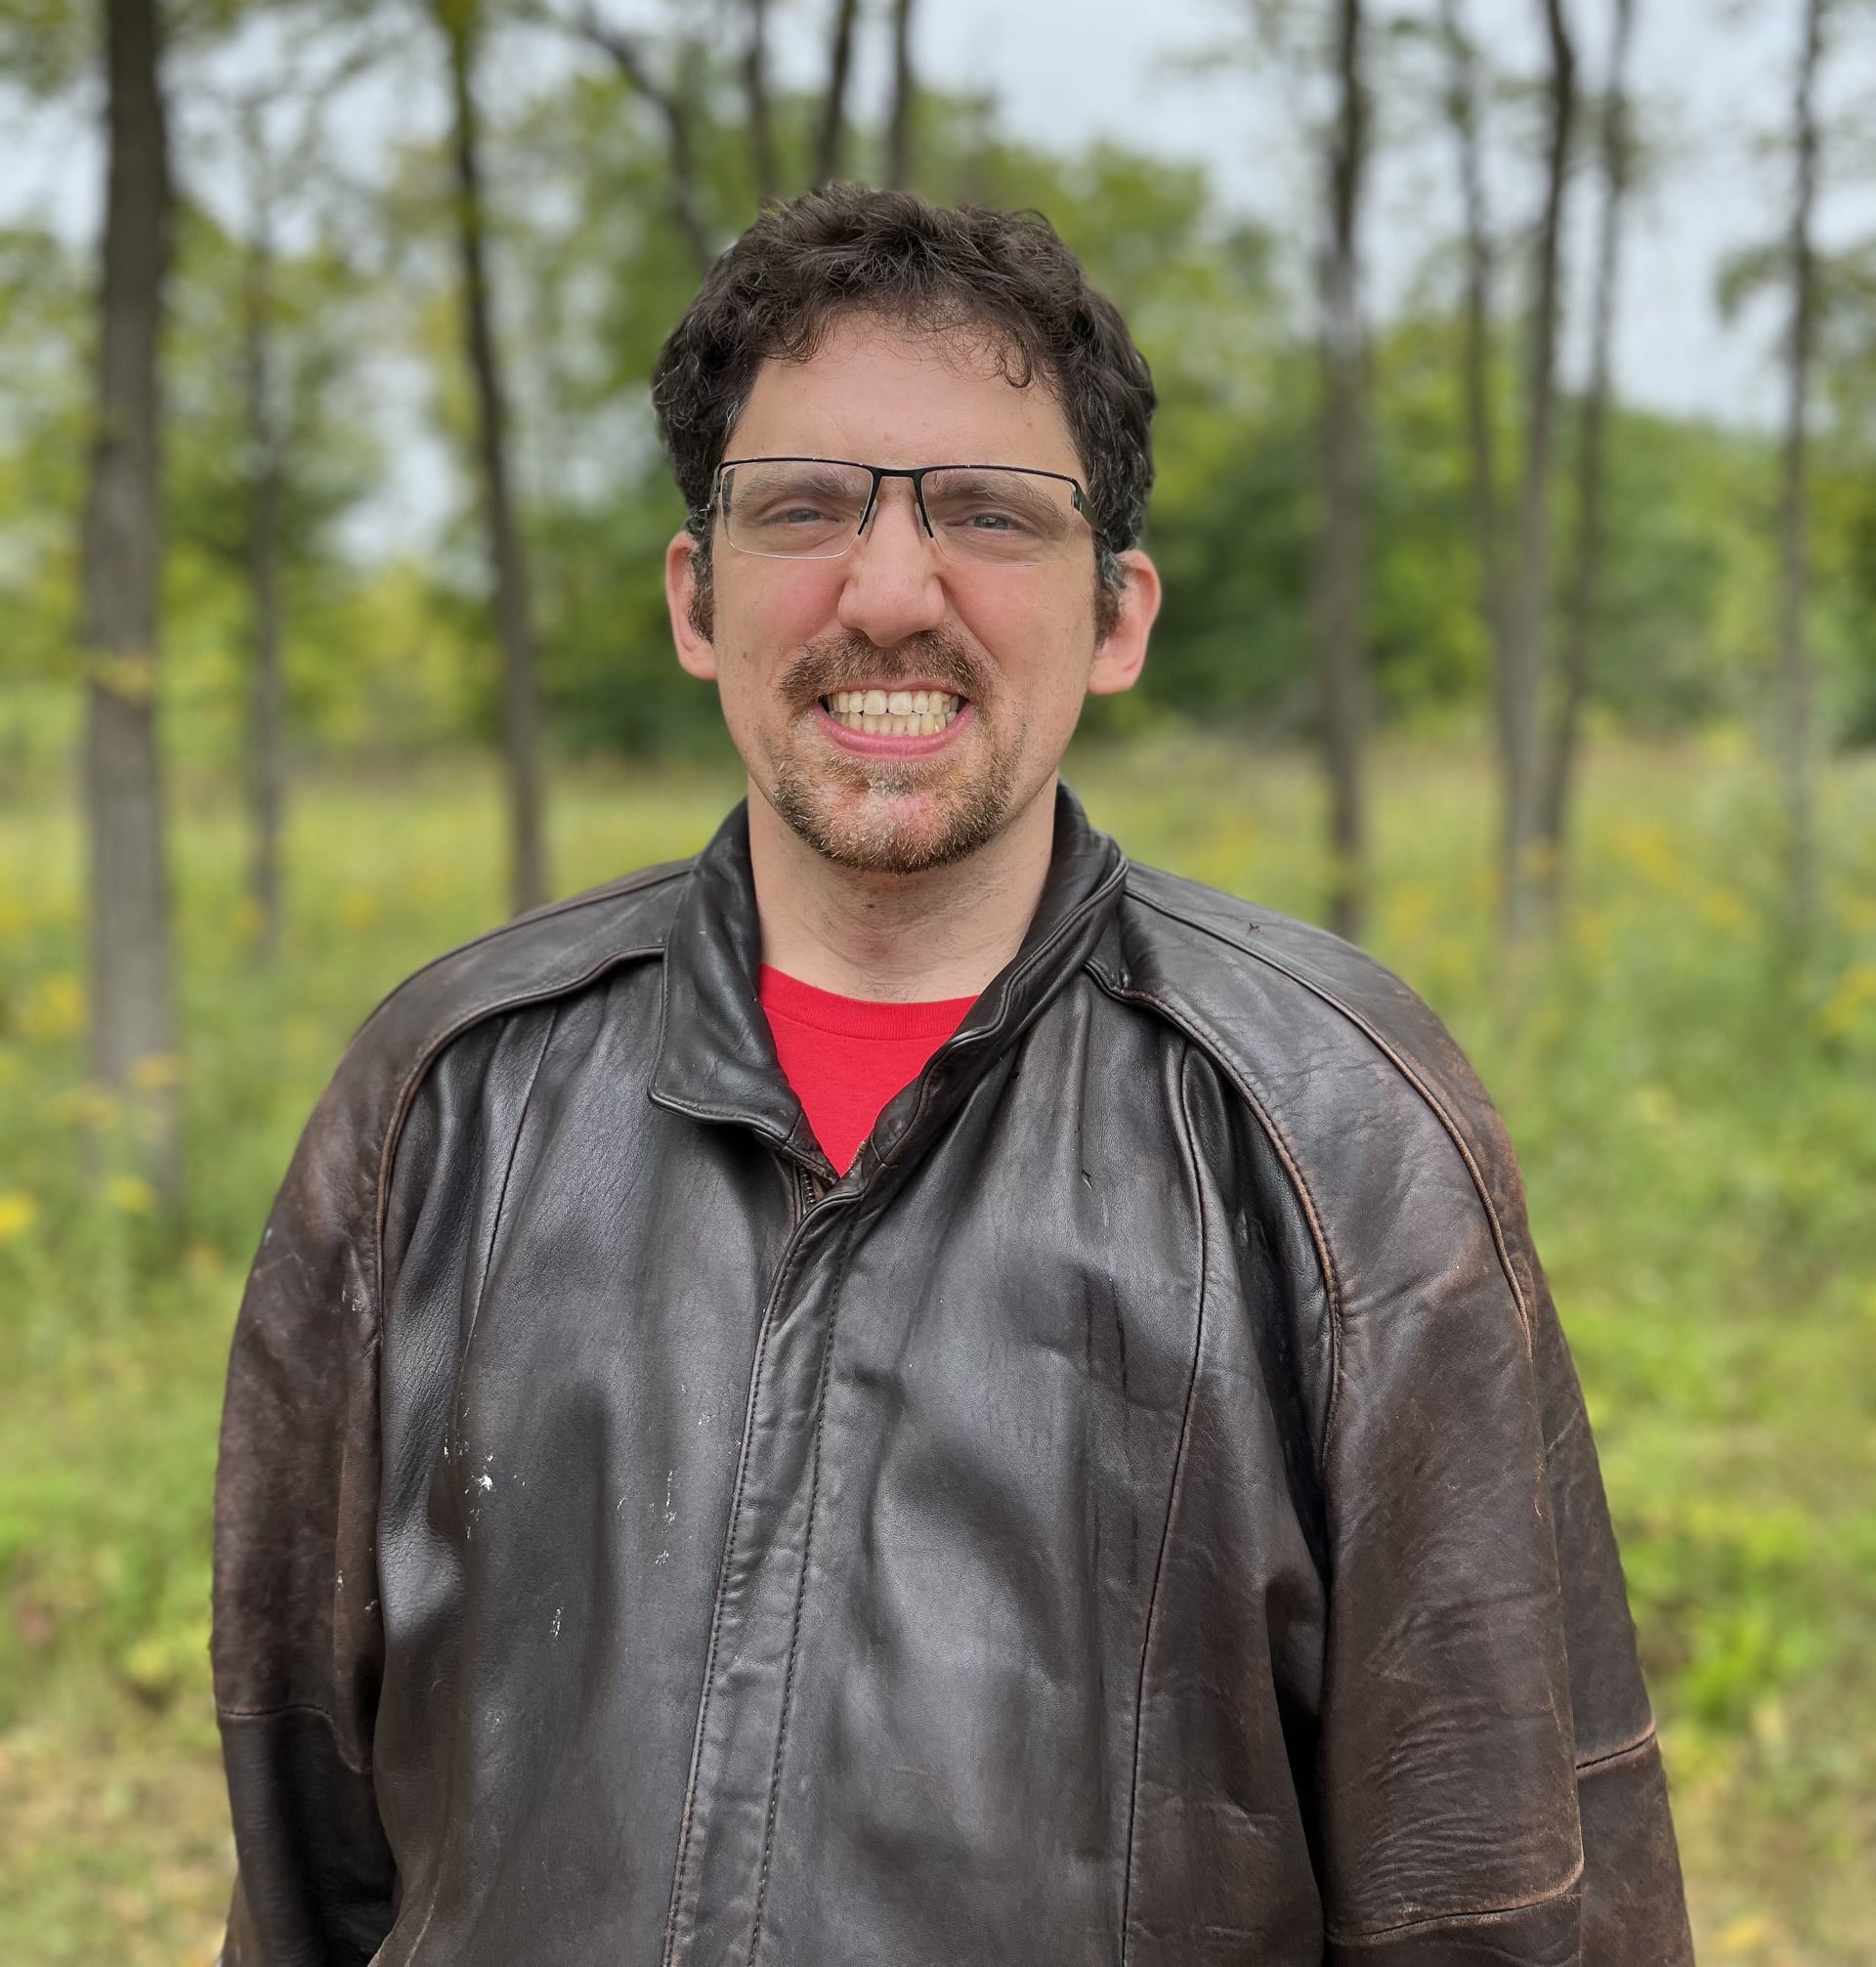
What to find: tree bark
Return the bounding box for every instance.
[1438,0,1506,716]
[1778,0,1824,940]
[813,0,860,186]
[885,0,917,191]
[81,0,180,1198]
[444,0,547,916]
[240,120,286,961]
[1541,0,1637,880]
[1501,0,1575,938]
[741,0,777,203]
[1316,0,1370,943]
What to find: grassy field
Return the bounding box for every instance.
[1,733,1873,1963]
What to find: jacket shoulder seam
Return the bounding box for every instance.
[362,857,691,1022]
[1122,880,1532,1344]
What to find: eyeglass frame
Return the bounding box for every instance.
[704,454,1095,560]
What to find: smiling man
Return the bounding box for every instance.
[212,189,1693,1966]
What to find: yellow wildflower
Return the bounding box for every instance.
[106,1174,156,1216]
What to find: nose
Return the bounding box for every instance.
[835,478,947,647]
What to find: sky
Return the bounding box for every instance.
[816,0,1876,427]
[4,0,1872,539]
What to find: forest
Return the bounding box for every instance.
[1,0,1874,1959]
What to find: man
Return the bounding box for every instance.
[213,188,1693,1965]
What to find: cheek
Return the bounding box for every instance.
[957,581,1094,716]
[718,563,840,675]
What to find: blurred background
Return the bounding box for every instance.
[1,0,1873,1958]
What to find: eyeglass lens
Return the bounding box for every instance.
[719,461,1082,564]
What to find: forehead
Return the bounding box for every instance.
[724,314,1084,477]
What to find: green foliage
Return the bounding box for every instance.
[5,48,1874,774]
[1,740,1873,1960]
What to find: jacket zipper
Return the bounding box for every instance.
[793,1162,826,1221]
[661,1145,832,1967]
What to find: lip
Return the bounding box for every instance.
[811,696,976,759]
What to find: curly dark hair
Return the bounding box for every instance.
[651,186,1156,633]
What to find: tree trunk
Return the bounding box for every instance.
[1438,0,1506,716]
[1778,0,1824,941]
[1501,0,1575,938]
[885,0,917,191]
[1316,0,1369,943]
[741,0,777,203]
[813,0,860,186]
[81,0,179,1199]
[1541,0,1637,882]
[445,0,547,916]
[241,157,286,961]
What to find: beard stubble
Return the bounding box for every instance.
[763,627,1024,876]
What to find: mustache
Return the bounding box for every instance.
[780,630,990,714]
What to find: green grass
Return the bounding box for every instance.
[2,735,1873,1964]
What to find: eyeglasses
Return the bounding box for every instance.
[708,456,1092,566]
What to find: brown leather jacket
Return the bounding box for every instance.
[212,789,1693,1966]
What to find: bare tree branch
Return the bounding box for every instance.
[569,4,713,274]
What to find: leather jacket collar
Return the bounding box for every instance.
[650,782,1128,1183]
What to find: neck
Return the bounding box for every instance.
[746,778,1059,1003]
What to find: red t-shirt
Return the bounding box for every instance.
[757,964,978,1176]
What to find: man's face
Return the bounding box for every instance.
[665,315,1157,875]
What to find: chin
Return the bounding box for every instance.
[770,758,1015,877]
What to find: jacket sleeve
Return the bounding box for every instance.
[211,1056,399,1966]
[1312,1102,1693,1965]
[1529,1267,1693,1963]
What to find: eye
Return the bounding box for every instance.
[961,506,1033,534]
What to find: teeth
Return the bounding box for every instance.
[823,689,962,736]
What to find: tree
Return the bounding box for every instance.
[1316,0,1371,942]
[237,94,288,956]
[1436,0,1506,741]
[166,61,382,958]
[813,0,860,186]
[440,0,547,914]
[740,0,777,203]
[885,0,918,191]
[571,5,714,276]
[1777,0,1825,938]
[80,0,181,1196]
[1540,0,1639,884]
[1499,0,1575,937]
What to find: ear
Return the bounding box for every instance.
[666,531,718,682]
[1087,549,1161,697]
